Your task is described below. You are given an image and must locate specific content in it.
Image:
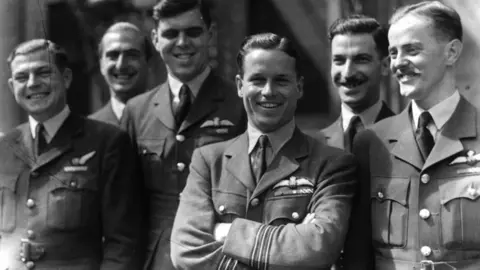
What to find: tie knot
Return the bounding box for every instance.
[350,115,363,128]
[258,135,269,148]
[418,111,433,129]
[179,84,190,96]
[35,123,45,137]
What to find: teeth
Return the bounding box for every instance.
[176,54,193,59]
[29,93,48,99]
[260,103,280,108]
[115,75,131,80]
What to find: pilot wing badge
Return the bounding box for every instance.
[449,150,480,166]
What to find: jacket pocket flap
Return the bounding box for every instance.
[371,176,410,206]
[439,176,480,205]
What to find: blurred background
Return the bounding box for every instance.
[1,0,480,133]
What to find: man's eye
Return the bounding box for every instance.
[162,29,179,39]
[14,75,28,82]
[185,27,204,38]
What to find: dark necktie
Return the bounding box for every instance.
[344,116,364,152]
[35,123,47,157]
[415,111,435,161]
[251,135,269,183]
[174,84,191,128]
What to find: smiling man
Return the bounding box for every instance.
[318,15,394,152]
[90,22,152,126]
[121,0,246,269]
[0,39,141,269]
[342,2,480,269]
[170,32,358,270]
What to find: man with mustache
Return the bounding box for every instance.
[318,15,394,152]
[343,1,480,269]
[0,39,141,269]
[170,32,358,270]
[121,0,246,269]
[90,22,152,126]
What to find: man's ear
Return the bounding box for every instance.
[62,68,73,89]
[445,39,463,66]
[297,76,304,99]
[8,78,14,94]
[381,56,390,76]
[235,74,244,98]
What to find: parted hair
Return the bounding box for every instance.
[328,14,389,58]
[152,0,212,28]
[236,32,300,76]
[389,1,462,42]
[7,39,69,72]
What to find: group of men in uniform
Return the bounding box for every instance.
[1,0,480,269]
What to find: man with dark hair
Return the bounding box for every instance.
[121,0,246,269]
[0,39,141,269]
[90,22,152,126]
[170,32,357,270]
[343,1,480,269]
[318,15,394,152]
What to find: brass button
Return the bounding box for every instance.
[292,212,300,220]
[26,199,35,208]
[70,180,77,188]
[420,246,432,257]
[468,186,477,197]
[377,191,384,199]
[25,261,35,269]
[177,162,186,172]
[218,205,226,214]
[176,134,185,142]
[27,230,35,240]
[30,171,39,178]
[421,174,430,184]
[251,198,260,207]
[419,209,431,220]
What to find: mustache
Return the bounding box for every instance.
[334,74,367,86]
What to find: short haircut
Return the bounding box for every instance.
[98,22,153,61]
[152,0,212,28]
[236,32,300,76]
[7,39,69,72]
[389,1,462,42]
[328,14,389,58]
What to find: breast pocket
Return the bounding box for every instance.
[47,173,98,230]
[212,191,246,223]
[264,189,312,226]
[0,177,16,232]
[138,139,165,187]
[370,176,410,248]
[439,176,480,250]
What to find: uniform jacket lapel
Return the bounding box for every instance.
[179,73,224,133]
[10,124,36,168]
[322,117,344,149]
[152,83,176,131]
[424,96,476,170]
[225,133,256,192]
[32,114,81,171]
[375,101,395,123]
[252,128,309,199]
[389,105,424,170]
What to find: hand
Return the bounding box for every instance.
[214,223,232,242]
[301,213,316,224]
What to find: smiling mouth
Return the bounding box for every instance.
[258,102,282,109]
[27,92,50,100]
[397,73,419,82]
[113,72,137,81]
[174,52,195,60]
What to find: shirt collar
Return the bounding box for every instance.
[411,90,460,130]
[29,106,71,143]
[168,66,211,100]
[247,119,296,156]
[341,99,383,131]
[110,97,126,120]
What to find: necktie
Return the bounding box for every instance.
[344,116,364,152]
[174,84,191,128]
[35,123,47,157]
[251,135,269,183]
[415,111,435,161]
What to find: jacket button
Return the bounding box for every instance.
[176,134,185,142]
[291,212,300,220]
[27,230,35,240]
[420,246,432,257]
[25,261,35,269]
[419,209,431,219]
[250,198,260,207]
[26,199,35,208]
[421,174,430,184]
[218,205,226,214]
[30,171,39,178]
[177,162,186,172]
[468,186,477,197]
[377,191,384,199]
[70,180,77,188]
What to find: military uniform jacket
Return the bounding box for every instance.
[170,129,358,270]
[121,72,247,269]
[319,101,394,149]
[90,101,120,127]
[343,96,480,270]
[0,114,141,270]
